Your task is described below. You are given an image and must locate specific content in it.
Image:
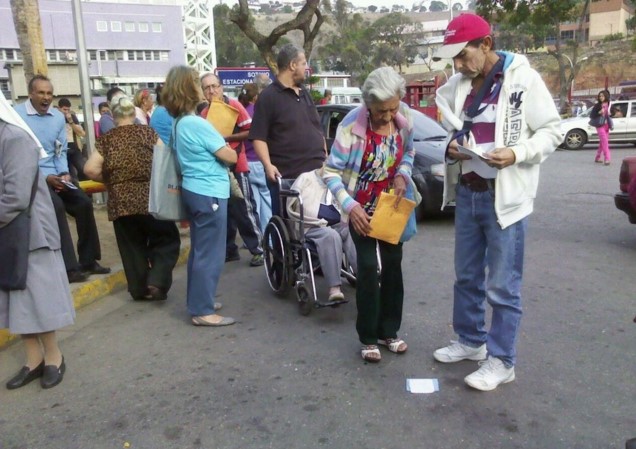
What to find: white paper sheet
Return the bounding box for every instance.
[406,378,439,394]
[457,144,492,160]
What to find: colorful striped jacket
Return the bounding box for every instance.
[323,102,415,218]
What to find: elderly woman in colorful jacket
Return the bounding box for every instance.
[323,67,415,363]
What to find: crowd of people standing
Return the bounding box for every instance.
[2,13,568,395]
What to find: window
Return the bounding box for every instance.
[47,50,60,62]
[125,21,135,32]
[88,50,97,61]
[144,51,152,61]
[560,30,575,40]
[160,51,169,61]
[127,50,136,61]
[111,21,122,32]
[107,50,117,61]
[327,78,345,88]
[152,22,162,32]
[96,20,107,32]
[138,22,149,32]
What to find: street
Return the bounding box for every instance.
[0,145,634,449]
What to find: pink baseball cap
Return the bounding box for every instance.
[433,14,492,60]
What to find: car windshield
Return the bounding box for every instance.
[411,110,447,141]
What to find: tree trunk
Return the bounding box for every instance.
[231,0,324,74]
[10,0,48,86]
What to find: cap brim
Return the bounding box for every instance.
[432,42,468,61]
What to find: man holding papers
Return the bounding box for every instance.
[432,14,561,391]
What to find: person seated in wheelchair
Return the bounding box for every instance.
[286,167,357,303]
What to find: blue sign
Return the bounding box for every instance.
[215,67,312,89]
[215,68,273,89]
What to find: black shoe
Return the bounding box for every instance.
[6,361,44,390]
[147,285,167,301]
[225,253,240,263]
[67,270,88,283]
[81,262,111,275]
[41,357,66,389]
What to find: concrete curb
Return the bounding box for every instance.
[0,244,190,350]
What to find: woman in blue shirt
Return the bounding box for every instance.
[162,65,238,326]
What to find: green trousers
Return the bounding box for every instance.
[350,225,404,345]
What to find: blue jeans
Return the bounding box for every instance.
[453,184,526,367]
[182,189,227,316]
[247,161,272,233]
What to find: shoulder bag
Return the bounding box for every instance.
[149,116,187,221]
[588,115,606,128]
[0,170,39,290]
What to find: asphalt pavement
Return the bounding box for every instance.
[0,145,634,449]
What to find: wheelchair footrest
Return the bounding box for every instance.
[315,299,349,309]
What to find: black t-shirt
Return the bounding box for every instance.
[248,79,325,178]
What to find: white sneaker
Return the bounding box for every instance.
[464,356,515,391]
[433,340,487,363]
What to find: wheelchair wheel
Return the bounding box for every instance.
[263,216,294,297]
[296,284,312,316]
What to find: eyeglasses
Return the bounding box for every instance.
[202,84,221,91]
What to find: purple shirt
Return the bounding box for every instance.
[244,103,259,162]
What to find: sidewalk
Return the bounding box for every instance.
[0,205,191,349]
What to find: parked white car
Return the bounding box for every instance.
[560,99,636,150]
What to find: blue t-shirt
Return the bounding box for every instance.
[149,106,173,145]
[174,115,229,198]
[14,101,68,177]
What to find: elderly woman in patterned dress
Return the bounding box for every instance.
[84,96,180,301]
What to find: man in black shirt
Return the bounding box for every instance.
[248,43,326,215]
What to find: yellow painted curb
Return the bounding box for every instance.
[0,245,190,350]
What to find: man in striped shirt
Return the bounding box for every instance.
[431,14,561,391]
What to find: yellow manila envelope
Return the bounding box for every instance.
[367,191,416,245]
[206,99,239,137]
[78,180,107,194]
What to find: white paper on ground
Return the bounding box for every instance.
[457,144,492,160]
[406,378,440,394]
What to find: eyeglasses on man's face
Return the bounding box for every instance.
[202,83,221,91]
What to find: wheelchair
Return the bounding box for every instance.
[262,178,356,316]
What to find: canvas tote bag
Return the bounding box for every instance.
[149,117,186,221]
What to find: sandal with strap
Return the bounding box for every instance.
[378,338,408,354]
[361,345,381,363]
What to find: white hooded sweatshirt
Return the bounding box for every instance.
[436,52,561,229]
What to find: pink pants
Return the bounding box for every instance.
[595,124,610,163]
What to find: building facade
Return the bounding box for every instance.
[0,0,186,101]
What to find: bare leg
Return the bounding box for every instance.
[39,331,63,367]
[22,334,44,369]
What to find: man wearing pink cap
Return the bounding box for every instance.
[431,14,561,391]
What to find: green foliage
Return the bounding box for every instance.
[317,2,424,83]
[430,1,447,11]
[372,13,425,71]
[309,89,323,104]
[632,37,636,52]
[627,16,636,34]
[214,4,264,67]
[603,32,624,42]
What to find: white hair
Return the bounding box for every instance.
[361,67,406,106]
